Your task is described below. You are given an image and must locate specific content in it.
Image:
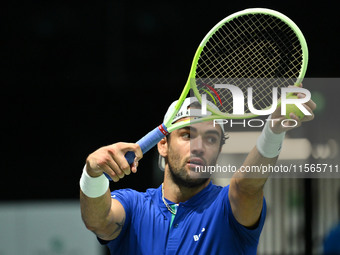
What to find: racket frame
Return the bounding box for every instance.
[165,8,309,128]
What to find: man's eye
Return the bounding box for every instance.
[182,133,190,139]
[206,136,218,144]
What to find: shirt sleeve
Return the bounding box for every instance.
[222,185,267,246]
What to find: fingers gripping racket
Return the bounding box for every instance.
[105,8,308,180]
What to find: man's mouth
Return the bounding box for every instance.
[187,157,206,168]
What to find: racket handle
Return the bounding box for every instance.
[104,124,169,180]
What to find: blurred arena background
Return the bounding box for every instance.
[2,1,339,254]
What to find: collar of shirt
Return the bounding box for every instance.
[154,181,214,216]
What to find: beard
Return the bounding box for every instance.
[167,151,218,189]
[168,161,209,188]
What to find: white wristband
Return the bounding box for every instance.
[256,119,285,158]
[80,165,109,198]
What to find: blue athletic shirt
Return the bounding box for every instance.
[98,182,266,255]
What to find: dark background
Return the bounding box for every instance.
[2,0,339,201]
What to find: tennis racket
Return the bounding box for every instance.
[105,8,308,180]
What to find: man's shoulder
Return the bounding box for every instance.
[205,183,231,205]
[188,182,229,208]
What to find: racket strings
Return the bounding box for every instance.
[195,13,303,114]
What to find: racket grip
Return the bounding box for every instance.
[104,124,169,181]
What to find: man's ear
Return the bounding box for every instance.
[157,137,168,157]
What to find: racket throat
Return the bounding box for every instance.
[158,124,169,136]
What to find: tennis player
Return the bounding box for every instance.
[80,94,316,254]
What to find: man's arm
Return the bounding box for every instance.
[80,143,142,240]
[229,146,274,228]
[80,189,126,240]
[229,91,316,228]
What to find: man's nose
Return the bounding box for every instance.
[190,136,205,155]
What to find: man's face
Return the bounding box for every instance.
[166,121,223,188]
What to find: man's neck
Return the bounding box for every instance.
[162,176,210,204]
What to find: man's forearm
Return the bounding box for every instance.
[233,146,277,194]
[232,116,285,194]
